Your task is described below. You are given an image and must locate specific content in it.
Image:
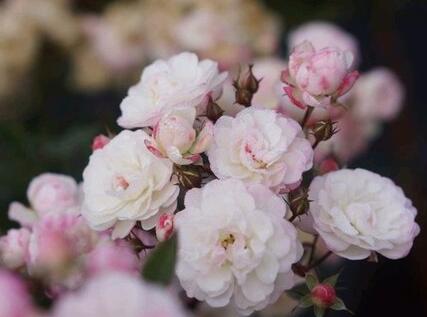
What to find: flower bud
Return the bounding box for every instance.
[288,187,310,217]
[312,120,337,142]
[91,134,111,151]
[174,165,202,189]
[318,157,340,175]
[311,283,336,308]
[206,97,224,123]
[156,115,196,154]
[155,213,174,242]
[243,64,261,93]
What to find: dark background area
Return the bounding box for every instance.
[0,0,426,316]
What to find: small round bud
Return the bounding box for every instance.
[92,134,111,151]
[244,64,261,93]
[311,284,336,308]
[318,158,340,175]
[206,98,224,123]
[156,213,175,242]
[312,120,337,142]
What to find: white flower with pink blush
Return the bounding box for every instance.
[52,272,188,317]
[176,179,303,315]
[309,169,420,260]
[0,228,30,269]
[117,52,227,128]
[288,21,360,67]
[281,41,359,109]
[208,108,313,191]
[82,129,179,239]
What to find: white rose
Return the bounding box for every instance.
[176,179,303,315]
[207,108,313,191]
[52,272,188,317]
[309,168,420,260]
[82,130,179,239]
[117,52,228,128]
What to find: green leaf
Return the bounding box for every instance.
[306,273,319,290]
[331,297,354,314]
[142,234,177,285]
[286,283,310,300]
[314,306,325,317]
[322,269,342,287]
[299,294,313,308]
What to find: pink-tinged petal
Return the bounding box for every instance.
[301,91,322,108]
[191,120,214,154]
[91,134,110,151]
[280,69,292,85]
[336,70,359,96]
[292,40,315,55]
[144,139,164,158]
[344,50,355,69]
[8,202,37,228]
[283,86,306,109]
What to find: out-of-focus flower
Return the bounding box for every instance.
[28,173,80,217]
[0,228,30,269]
[141,0,280,68]
[71,1,146,91]
[155,213,174,242]
[314,113,378,163]
[0,1,39,102]
[176,179,303,315]
[281,41,358,109]
[52,272,189,317]
[118,52,227,129]
[10,0,79,49]
[86,240,139,276]
[28,213,98,277]
[0,269,37,317]
[309,169,420,260]
[208,108,313,191]
[251,58,287,109]
[82,130,179,239]
[288,21,360,67]
[146,113,213,165]
[347,67,404,121]
[91,134,111,151]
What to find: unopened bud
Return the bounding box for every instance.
[312,120,337,142]
[206,97,224,123]
[318,158,340,175]
[233,86,253,107]
[311,284,336,308]
[244,64,261,93]
[156,213,174,242]
[92,134,111,151]
[174,165,202,189]
[288,187,310,217]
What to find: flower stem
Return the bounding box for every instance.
[306,251,333,271]
[301,106,314,129]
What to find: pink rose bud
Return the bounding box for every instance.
[155,213,174,242]
[0,228,31,269]
[156,115,196,154]
[311,283,336,308]
[91,134,111,151]
[27,173,79,216]
[318,158,340,175]
[282,41,358,109]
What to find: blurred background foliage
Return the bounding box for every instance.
[0,1,426,315]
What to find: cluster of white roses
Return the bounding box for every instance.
[77,46,419,315]
[0,21,419,317]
